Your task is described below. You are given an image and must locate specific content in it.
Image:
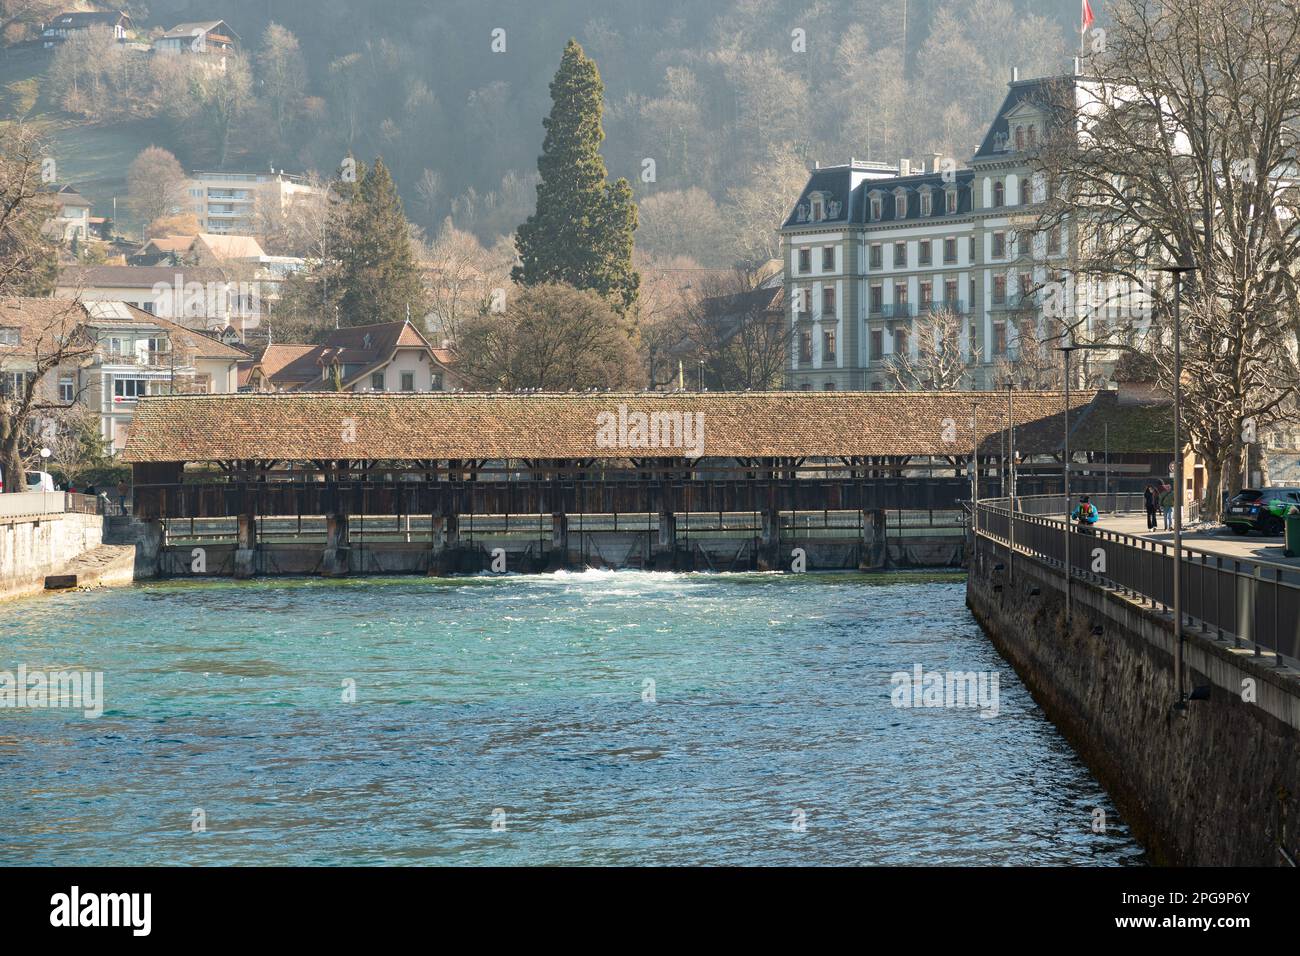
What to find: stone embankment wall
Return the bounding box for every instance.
[0,511,104,601]
[968,544,1300,866]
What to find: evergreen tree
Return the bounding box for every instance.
[336,157,428,326]
[513,39,639,312]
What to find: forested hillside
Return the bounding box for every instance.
[4,0,1077,263]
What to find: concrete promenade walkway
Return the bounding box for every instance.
[1096,511,1300,567]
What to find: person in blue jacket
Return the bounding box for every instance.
[1071,495,1100,534]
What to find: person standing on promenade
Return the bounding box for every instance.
[1159,482,1174,531]
[1144,482,1159,531]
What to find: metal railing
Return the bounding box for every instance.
[0,492,100,518]
[975,499,1300,666]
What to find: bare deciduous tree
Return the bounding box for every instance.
[1034,0,1300,515]
[886,308,977,390]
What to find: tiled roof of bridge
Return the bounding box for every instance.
[122,390,1112,463]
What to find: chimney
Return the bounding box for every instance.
[1011,67,1020,83]
[899,158,911,177]
[1074,56,1082,75]
[930,153,944,175]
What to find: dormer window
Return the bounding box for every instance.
[920,190,932,216]
[1028,125,1037,147]
[992,180,1005,207]
[945,188,958,214]
[810,194,825,221]
[870,194,882,220]
[894,191,907,218]
[1015,126,1025,150]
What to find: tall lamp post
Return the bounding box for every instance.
[1158,262,1198,709]
[1005,380,1016,585]
[970,402,979,538]
[1056,338,1110,624]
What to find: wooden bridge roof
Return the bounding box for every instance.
[120,390,1124,464]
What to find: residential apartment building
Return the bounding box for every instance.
[782,67,1121,391]
[183,170,318,235]
[56,265,263,339]
[0,298,244,454]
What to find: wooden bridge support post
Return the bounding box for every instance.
[233,511,257,579]
[322,513,350,577]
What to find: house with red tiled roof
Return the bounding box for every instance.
[243,320,458,393]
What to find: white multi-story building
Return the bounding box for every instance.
[182,170,319,235]
[781,66,1131,391]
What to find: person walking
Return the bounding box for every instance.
[116,479,129,516]
[1159,482,1175,531]
[1143,482,1159,531]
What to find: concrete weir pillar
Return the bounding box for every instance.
[757,508,780,571]
[321,513,350,577]
[547,512,569,570]
[233,513,257,579]
[859,509,887,570]
[428,513,460,576]
[651,510,677,569]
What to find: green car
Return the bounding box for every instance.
[1223,488,1300,536]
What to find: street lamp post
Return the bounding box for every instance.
[1158,262,1198,709]
[970,402,979,539]
[1005,380,1016,586]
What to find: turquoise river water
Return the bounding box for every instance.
[0,570,1143,865]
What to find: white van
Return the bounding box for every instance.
[25,471,56,493]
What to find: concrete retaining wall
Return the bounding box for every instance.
[0,512,105,601]
[968,540,1300,866]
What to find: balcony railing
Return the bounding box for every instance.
[878,303,914,318]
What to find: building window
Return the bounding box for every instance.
[870,328,883,361]
[113,378,146,399]
[919,240,932,266]
[919,281,932,309]
[823,330,836,361]
[1028,125,1037,147]
[401,371,415,391]
[371,372,385,391]
[821,286,836,315]
[432,372,444,390]
[894,327,909,355]
[993,232,1006,258]
[798,248,811,273]
[993,275,1008,304]
[895,193,907,218]
[1,371,32,397]
[893,242,907,268]
[870,196,882,220]
[59,376,74,403]
[1019,273,1034,298]
[946,189,958,214]
[944,278,959,308]
[869,285,883,314]
[810,195,824,221]
[993,321,1007,355]
[943,237,957,264]
[1015,126,1025,150]
[894,283,908,307]
[799,331,813,362]
[821,246,835,271]
[869,244,882,269]
[993,180,1005,207]
[1049,224,1062,254]
[0,328,18,346]
[920,191,932,216]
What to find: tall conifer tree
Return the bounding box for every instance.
[514,39,639,313]
[337,157,427,326]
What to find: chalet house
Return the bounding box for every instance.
[241,321,458,393]
[155,20,240,66]
[41,10,134,47]
[42,185,93,243]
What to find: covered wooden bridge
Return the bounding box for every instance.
[120,390,1168,575]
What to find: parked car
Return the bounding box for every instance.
[25,471,56,493]
[1223,488,1300,536]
